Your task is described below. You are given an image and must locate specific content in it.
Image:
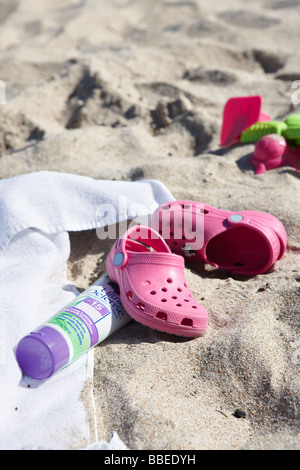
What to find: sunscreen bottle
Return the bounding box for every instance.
[16,273,131,380]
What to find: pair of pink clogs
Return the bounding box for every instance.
[106,201,287,338]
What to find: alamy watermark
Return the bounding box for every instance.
[95,198,204,252]
[291,80,300,105]
[0,80,6,104]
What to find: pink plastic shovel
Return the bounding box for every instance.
[220,96,271,147]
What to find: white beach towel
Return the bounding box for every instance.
[0,171,174,450]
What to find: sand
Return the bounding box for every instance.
[0,0,299,450]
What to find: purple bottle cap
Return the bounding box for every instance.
[16,326,70,380]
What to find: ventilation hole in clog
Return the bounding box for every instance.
[184,282,187,287]
[177,287,182,292]
[126,291,133,301]
[162,205,170,210]
[136,302,145,311]
[173,241,178,246]
[234,262,244,266]
[170,232,174,237]
[161,287,167,292]
[182,204,191,209]
[181,318,193,327]
[143,280,151,286]
[201,208,209,214]
[150,290,156,295]
[172,296,177,300]
[184,299,189,302]
[161,298,167,303]
[192,305,198,309]
[167,278,173,283]
[176,303,182,307]
[156,312,168,321]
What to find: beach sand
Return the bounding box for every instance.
[0,0,299,450]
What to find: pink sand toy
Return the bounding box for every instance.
[250,134,289,174]
[151,201,287,276]
[220,99,300,172]
[250,134,300,174]
[106,225,208,338]
[220,95,271,147]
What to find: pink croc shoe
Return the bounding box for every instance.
[151,201,287,276]
[106,225,208,337]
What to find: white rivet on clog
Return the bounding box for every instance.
[113,253,124,266]
[229,214,244,222]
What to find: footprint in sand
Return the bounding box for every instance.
[218,9,281,29]
[252,50,286,74]
[183,67,237,85]
[270,0,300,9]
[0,111,44,155]
[0,0,18,23]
